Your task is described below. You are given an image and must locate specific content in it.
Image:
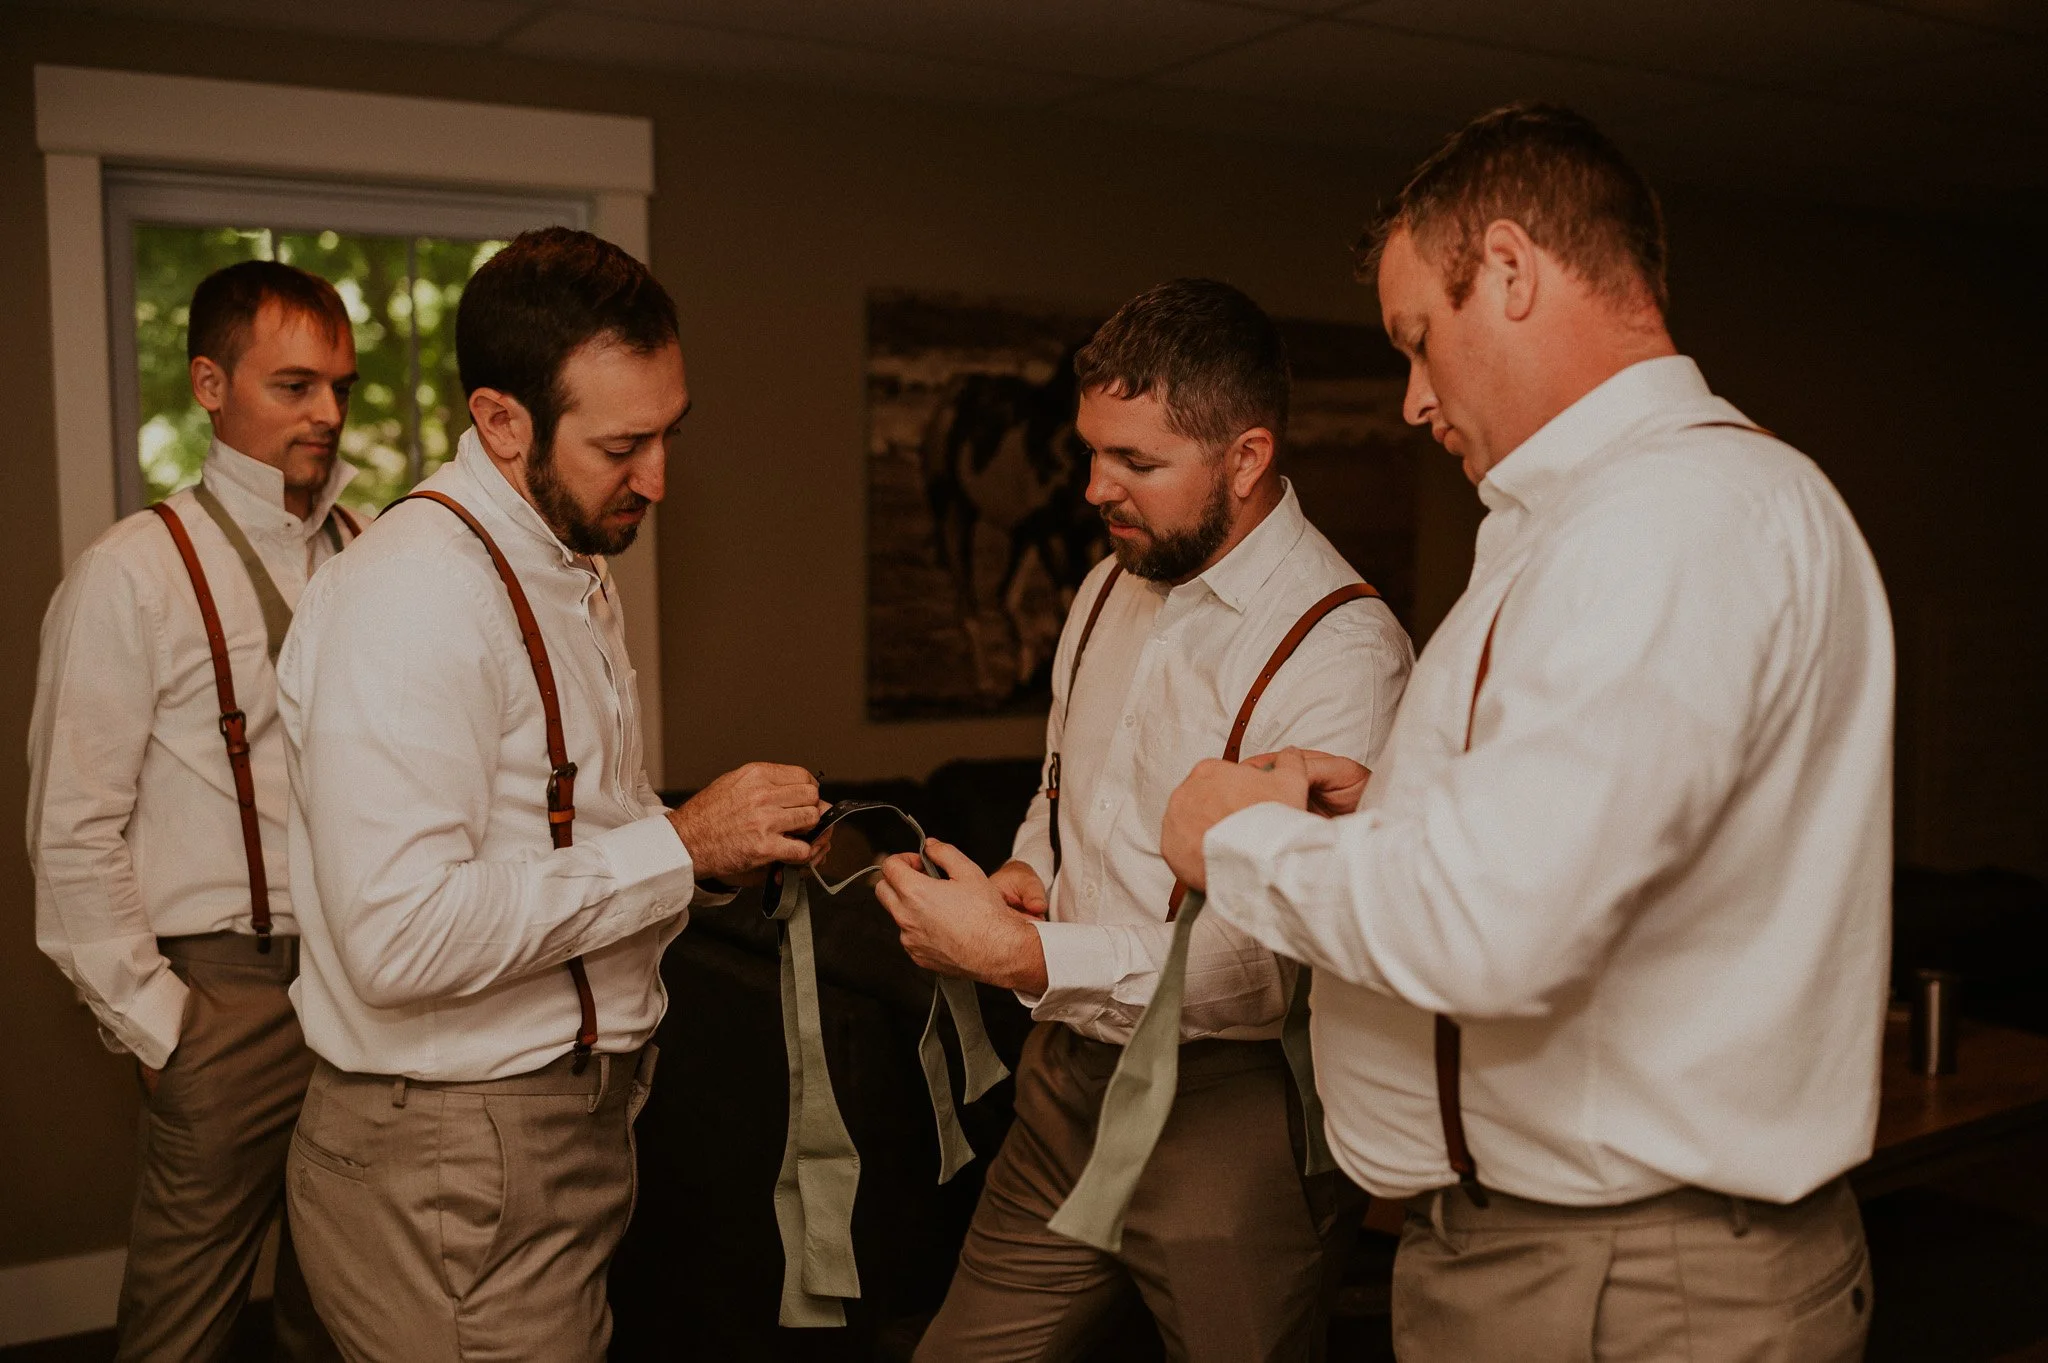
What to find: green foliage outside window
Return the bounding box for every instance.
[133,225,506,513]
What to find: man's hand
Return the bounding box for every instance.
[1240,747,1372,817]
[668,762,828,882]
[988,860,1049,920]
[875,841,1048,994]
[1161,755,1312,892]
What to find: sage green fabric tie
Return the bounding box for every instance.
[1048,889,1332,1253]
[191,483,293,662]
[768,803,1011,1327]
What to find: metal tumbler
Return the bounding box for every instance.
[1909,968,1960,1076]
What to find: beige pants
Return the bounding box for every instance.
[286,1045,655,1363]
[117,932,337,1363]
[1392,1176,1873,1362]
[915,1022,1361,1363]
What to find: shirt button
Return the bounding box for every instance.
[1122,714,1135,728]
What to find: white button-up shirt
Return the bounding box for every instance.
[281,431,701,1082]
[29,441,357,1069]
[1011,482,1412,1044]
[1207,357,1895,1205]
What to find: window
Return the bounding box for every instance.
[103,169,588,515]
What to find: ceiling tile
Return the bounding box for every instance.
[1622,88,2032,212]
[1336,0,1992,97]
[1060,80,1450,155]
[1155,19,1721,128]
[564,0,1296,80]
[501,7,1098,105]
[3,0,534,45]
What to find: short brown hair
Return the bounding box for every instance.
[187,259,351,371]
[1359,102,1669,314]
[1074,278,1289,449]
[457,227,679,461]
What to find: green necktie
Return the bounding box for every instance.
[1048,890,1332,1253]
[768,808,1011,1327]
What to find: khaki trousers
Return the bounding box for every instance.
[286,1045,655,1363]
[117,932,338,1363]
[916,1022,1361,1363]
[1392,1176,1873,1363]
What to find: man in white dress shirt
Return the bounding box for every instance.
[278,228,825,1361]
[31,260,358,1361]
[877,279,1413,1362]
[1162,105,1891,1361]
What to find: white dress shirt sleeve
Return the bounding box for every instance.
[1206,478,1802,1020]
[293,551,699,1010]
[27,546,189,1069]
[1033,612,1405,1034]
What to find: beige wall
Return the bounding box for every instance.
[2,8,2041,1268]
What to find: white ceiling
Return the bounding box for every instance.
[13,0,2045,217]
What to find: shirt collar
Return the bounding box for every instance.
[1479,355,1712,514]
[451,427,590,573]
[1182,478,1308,614]
[201,436,357,539]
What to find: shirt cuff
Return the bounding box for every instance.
[592,813,697,896]
[1202,801,1313,943]
[119,966,192,1071]
[1024,919,1120,1015]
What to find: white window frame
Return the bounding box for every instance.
[35,65,668,782]
[104,167,592,518]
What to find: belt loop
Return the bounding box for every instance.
[1728,1195,1752,1237]
[589,1053,612,1114]
[391,1077,409,1109]
[1428,1187,1456,1252]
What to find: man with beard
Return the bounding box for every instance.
[30,260,356,1362]
[875,279,1413,1362]
[277,228,826,1361]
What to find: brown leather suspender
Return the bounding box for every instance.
[153,501,274,951]
[1165,581,1381,921]
[393,489,600,1074]
[1434,604,1502,1205]
[152,495,360,953]
[1046,563,1124,878]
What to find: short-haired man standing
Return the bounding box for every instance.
[278,228,826,1362]
[30,260,360,1360]
[1163,105,1891,1361]
[877,279,1413,1362]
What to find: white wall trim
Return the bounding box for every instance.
[0,1247,126,1347]
[33,66,665,781]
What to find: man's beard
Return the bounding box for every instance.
[1103,467,1233,583]
[528,443,648,557]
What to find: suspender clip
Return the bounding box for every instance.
[254,922,273,955]
[1459,1170,1490,1209]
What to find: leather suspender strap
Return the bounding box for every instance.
[1047,563,1123,879]
[1165,580,1381,921]
[1434,600,1501,1206]
[152,501,274,952]
[332,504,363,539]
[392,490,599,1073]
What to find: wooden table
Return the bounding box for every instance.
[1852,1013,2048,1199]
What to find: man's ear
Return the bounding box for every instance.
[190,355,228,417]
[1481,218,1540,324]
[1228,427,1277,499]
[467,388,534,467]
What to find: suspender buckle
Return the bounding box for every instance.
[218,709,249,754]
[254,922,273,954]
[547,761,578,815]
